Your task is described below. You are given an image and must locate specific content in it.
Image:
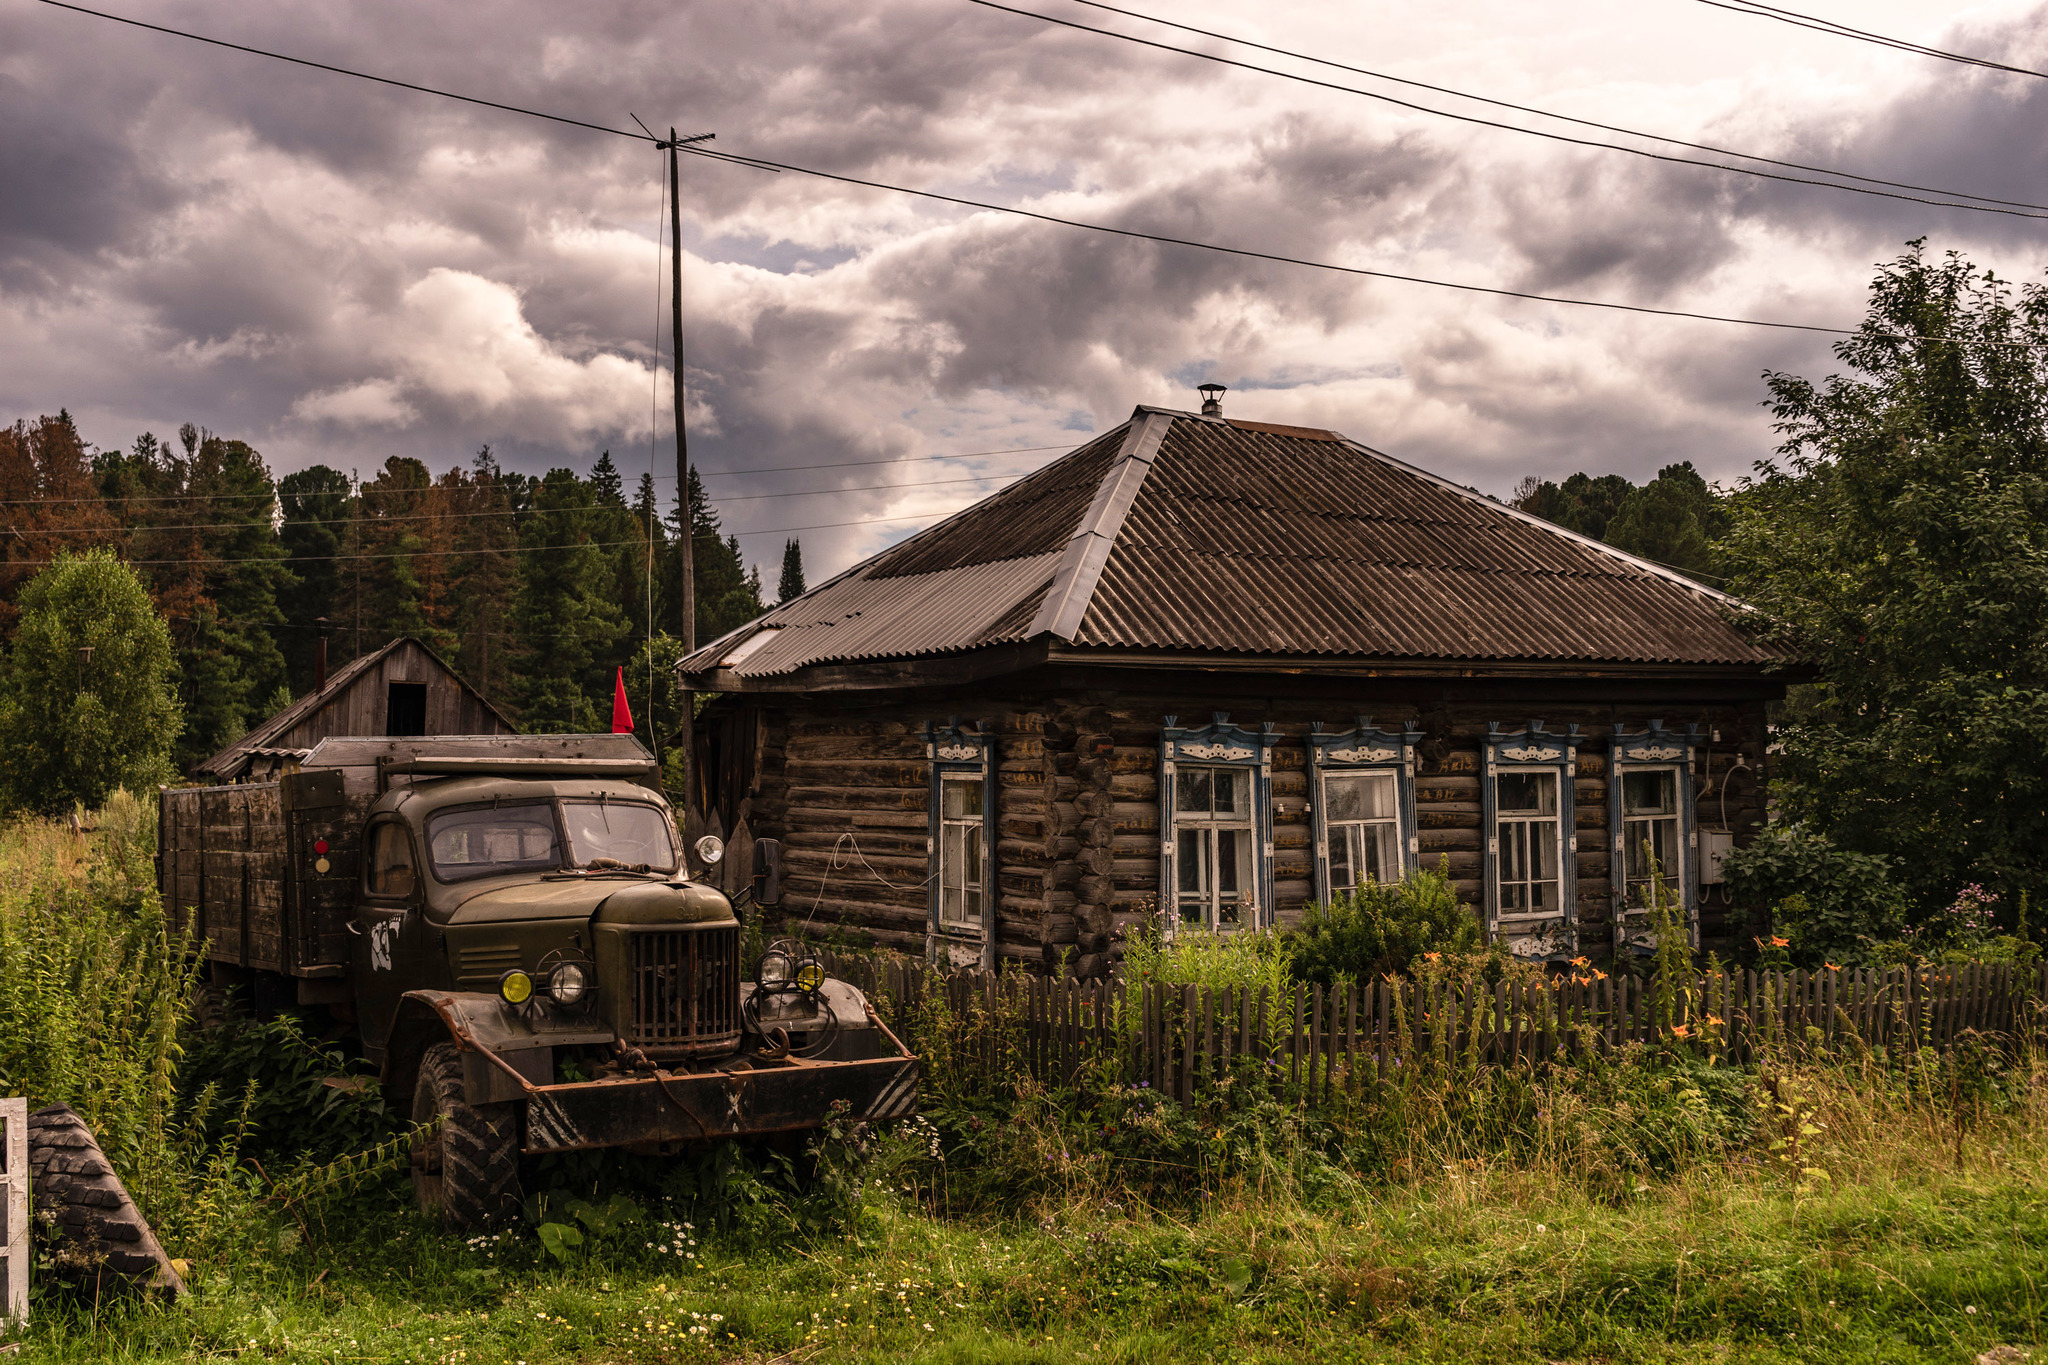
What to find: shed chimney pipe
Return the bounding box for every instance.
[1198,383,1226,418]
[314,617,329,692]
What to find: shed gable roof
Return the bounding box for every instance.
[680,406,1779,680]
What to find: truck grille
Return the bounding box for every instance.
[625,924,741,1055]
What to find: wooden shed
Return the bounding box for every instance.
[194,637,515,783]
[679,401,1791,974]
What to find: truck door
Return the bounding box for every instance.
[355,818,428,1056]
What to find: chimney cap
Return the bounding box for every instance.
[1197,383,1226,418]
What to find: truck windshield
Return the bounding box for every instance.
[426,804,561,882]
[561,801,677,871]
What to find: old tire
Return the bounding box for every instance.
[26,1104,184,1295]
[411,1041,520,1228]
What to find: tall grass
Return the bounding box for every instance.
[0,789,200,1219]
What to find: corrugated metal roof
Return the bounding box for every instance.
[681,407,1781,680]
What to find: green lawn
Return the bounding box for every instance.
[24,1136,2046,1364]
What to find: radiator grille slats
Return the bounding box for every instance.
[626,925,741,1054]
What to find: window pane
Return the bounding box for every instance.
[1528,820,1558,879]
[1365,822,1398,883]
[1178,829,1201,893]
[1215,769,1247,815]
[561,801,677,870]
[1330,826,1356,889]
[1175,768,1212,814]
[965,824,983,883]
[942,824,966,890]
[942,778,983,819]
[1622,769,1676,816]
[1217,827,1240,894]
[424,805,556,883]
[1325,771,1395,820]
[1497,771,1557,814]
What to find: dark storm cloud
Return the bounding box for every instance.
[7,0,2048,577]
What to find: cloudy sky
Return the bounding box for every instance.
[4,0,2046,580]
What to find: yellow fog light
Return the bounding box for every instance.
[499,969,534,1005]
[794,960,826,993]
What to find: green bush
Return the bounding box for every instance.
[0,549,181,814]
[1281,859,1478,985]
[1720,822,1907,965]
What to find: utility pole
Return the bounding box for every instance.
[639,120,714,817]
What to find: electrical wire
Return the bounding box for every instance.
[30,0,1873,337]
[1694,0,2048,81]
[971,0,2048,220]
[1055,0,2048,214]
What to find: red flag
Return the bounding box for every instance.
[611,666,634,734]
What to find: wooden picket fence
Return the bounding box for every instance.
[823,957,2048,1101]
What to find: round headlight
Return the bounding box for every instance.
[758,950,793,988]
[695,834,726,867]
[498,969,534,1006]
[548,962,589,1007]
[794,959,826,994]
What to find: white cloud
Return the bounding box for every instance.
[291,378,418,428]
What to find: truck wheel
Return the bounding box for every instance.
[27,1104,185,1294]
[411,1042,521,1227]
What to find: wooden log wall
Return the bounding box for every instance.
[741,688,1770,976]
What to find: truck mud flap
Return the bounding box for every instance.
[522,1055,919,1154]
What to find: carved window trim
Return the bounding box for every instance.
[925,718,995,967]
[1609,720,1701,956]
[1159,713,1277,938]
[1309,717,1421,903]
[1481,720,1581,960]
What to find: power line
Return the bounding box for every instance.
[971,0,2048,220]
[33,0,1870,338]
[1056,0,2048,214]
[1694,0,2048,80]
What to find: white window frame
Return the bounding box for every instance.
[937,771,986,932]
[1610,722,1701,955]
[1159,714,1277,939]
[1173,766,1256,933]
[1495,769,1566,916]
[1309,718,1420,901]
[925,719,995,967]
[1482,721,1581,960]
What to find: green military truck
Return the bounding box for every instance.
[158,734,916,1226]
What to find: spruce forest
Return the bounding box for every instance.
[0,414,774,770]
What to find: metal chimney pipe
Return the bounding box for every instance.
[1198,383,1226,418]
[314,616,329,692]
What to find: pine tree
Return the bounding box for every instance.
[278,464,351,690]
[0,412,122,638]
[778,537,807,602]
[510,469,629,732]
[447,446,519,711]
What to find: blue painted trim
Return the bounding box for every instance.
[924,717,996,967]
[1608,720,1702,955]
[1159,713,1279,936]
[1481,720,1583,961]
[1308,716,1423,903]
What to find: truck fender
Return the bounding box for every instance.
[382,990,613,1108]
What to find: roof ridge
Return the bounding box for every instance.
[1027,408,1174,641]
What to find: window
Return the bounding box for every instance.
[367,821,419,897]
[425,804,558,882]
[1495,770,1562,914]
[386,682,427,736]
[1325,770,1400,890]
[1175,766,1255,931]
[927,719,993,960]
[1620,769,1681,905]
[938,775,985,929]
[561,801,677,871]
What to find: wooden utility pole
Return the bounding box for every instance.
[649,124,713,817]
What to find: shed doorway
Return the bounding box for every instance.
[387,682,427,736]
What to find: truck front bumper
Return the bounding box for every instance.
[520,1052,919,1154]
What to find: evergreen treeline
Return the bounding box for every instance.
[1509,462,1724,582]
[0,412,772,769]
